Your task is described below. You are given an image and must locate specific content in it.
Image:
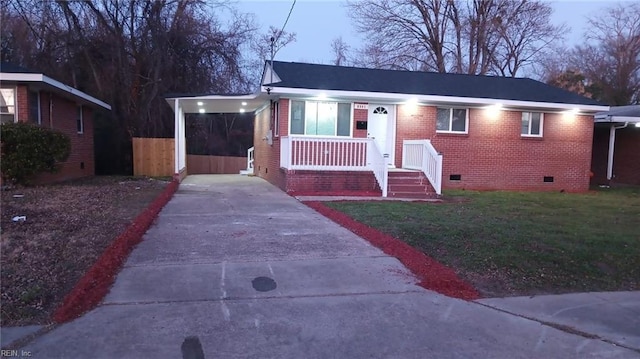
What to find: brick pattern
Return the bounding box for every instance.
[15,85,29,122]
[253,101,286,190]
[591,125,640,185]
[387,171,436,199]
[255,99,595,194]
[353,103,368,138]
[395,105,593,192]
[27,91,95,183]
[285,170,381,196]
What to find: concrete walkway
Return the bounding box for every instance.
[15,175,640,358]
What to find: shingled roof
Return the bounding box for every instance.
[266,61,603,107]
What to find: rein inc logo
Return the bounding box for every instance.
[1,350,32,357]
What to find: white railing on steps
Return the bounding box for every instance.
[402,140,443,195]
[246,146,254,174]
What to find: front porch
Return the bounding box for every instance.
[275,136,443,197]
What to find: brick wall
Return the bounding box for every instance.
[353,103,368,138]
[253,101,286,190]
[591,124,640,185]
[15,85,29,122]
[30,91,95,183]
[285,170,380,196]
[255,99,595,194]
[395,105,594,192]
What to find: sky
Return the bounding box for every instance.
[233,0,621,65]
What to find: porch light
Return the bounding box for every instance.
[404,98,419,115]
[485,103,502,118]
[198,108,205,114]
[241,101,247,106]
[240,108,246,113]
[562,108,579,122]
[635,122,640,127]
[197,101,204,106]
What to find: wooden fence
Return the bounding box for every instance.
[187,155,246,174]
[132,137,247,176]
[132,137,174,177]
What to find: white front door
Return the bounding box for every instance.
[368,104,395,166]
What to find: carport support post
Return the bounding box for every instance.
[174,99,187,180]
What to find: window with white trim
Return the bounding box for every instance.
[29,90,41,124]
[521,112,543,137]
[290,100,351,136]
[1,87,16,124]
[436,107,468,133]
[76,105,84,134]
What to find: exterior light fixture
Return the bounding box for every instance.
[198,108,205,114]
[635,122,640,128]
[197,101,204,106]
[240,108,246,113]
[486,103,502,118]
[241,101,248,106]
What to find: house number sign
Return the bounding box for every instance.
[354,104,368,110]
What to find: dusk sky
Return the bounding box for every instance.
[235,0,625,65]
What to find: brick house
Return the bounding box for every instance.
[168,61,608,197]
[0,62,111,183]
[591,105,640,186]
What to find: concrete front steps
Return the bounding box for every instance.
[387,170,437,199]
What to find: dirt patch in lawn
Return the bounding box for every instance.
[0,176,169,326]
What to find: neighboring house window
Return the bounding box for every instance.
[0,87,16,124]
[77,105,84,134]
[272,100,279,136]
[521,112,543,137]
[436,107,468,133]
[29,90,41,124]
[290,100,351,136]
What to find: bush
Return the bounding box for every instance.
[1,122,71,185]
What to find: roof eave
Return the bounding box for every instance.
[264,86,609,114]
[0,72,111,110]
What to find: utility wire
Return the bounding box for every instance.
[274,0,296,46]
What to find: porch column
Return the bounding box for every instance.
[607,124,615,181]
[174,99,187,178]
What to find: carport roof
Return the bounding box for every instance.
[165,93,269,114]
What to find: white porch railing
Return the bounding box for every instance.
[402,140,443,195]
[246,146,255,174]
[280,136,388,196]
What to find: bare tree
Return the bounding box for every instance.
[491,0,565,77]
[347,0,452,72]
[573,3,640,105]
[330,36,350,66]
[251,25,296,62]
[2,0,257,173]
[346,0,564,76]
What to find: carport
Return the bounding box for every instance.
[165,93,269,180]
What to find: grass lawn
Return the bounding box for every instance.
[325,187,640,297]
[0,176,168,325]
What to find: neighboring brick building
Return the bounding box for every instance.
[168,61,608,197]
[591,106,640,186]
[0,62,111,183]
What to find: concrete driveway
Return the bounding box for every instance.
[20,175,639,358]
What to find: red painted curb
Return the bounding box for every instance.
[52,180,180,323]
[303,201,481,301]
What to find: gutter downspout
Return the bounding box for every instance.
[607,122,628,181]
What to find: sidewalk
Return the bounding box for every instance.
[477,291,640,351]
